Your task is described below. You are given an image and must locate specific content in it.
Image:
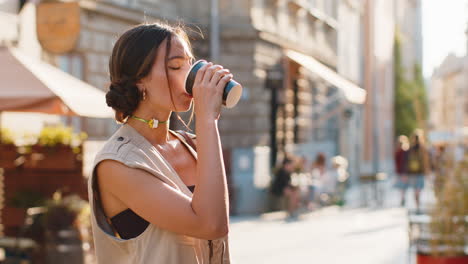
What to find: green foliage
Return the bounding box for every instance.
[37,126,87,151]
[9,190,46,209]
[1,128,15,145]
[393,31,428,137]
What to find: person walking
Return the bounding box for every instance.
[329,156,349,206]
[310,153,328,207]
[406,130,431,213]
[271,157,301,218]
[89,22,232,263]
[394,135,410,207]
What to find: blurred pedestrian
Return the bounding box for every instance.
[406,130,431,213]
[271,157,301,218]
[329,156,349,206]
[310,153,328,207]
[294,156,313,210]
[394,135,410,206]
[90,22,231,263]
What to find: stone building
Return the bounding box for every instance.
[394,0,423,79]
[213,0,367,213]
[335,0,365,181]
[429,27,468,144]
[360,0,396,175]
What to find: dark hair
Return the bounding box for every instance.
[314,153,326,166]
[106,22,194,123]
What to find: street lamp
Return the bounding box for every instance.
[266,63,284,167]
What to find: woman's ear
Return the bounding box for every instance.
[135,80,145,92]
[135,80,147,101]
[135,80,145,93]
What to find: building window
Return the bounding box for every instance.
[264,0,277,29]
[264,0,277,19]
[288,2,301,39]
[324,0,338,20]
[312,0,324,11]
[307,14,317,42]
[57,53,84,80]
[324,25,337,54]
[308,0,316,9]
[56,53,84,131]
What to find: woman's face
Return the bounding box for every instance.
[139,35,194,113]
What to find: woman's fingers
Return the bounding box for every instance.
[194,62,212,86]
[212,69,231,85]
[192,61,234,119]
[216,73,233,90]
[202,64,223,84]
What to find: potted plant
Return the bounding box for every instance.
[0,128,19,169]
[42,190,88,264]
[25,126,87,170]
[416,153,468,263]
[3,190,45,236]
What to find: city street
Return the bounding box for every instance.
[229,176,436,264]
[1,1,466,263]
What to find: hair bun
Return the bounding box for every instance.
[106,81,143,122]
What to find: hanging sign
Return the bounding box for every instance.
[36,1,80,54]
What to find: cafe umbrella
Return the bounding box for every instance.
[0,46,112,118]
[0,46,113,140]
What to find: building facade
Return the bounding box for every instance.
[394,0,423,79]
[429,48,468,144]
[360,0,395,174]
[217,0,369,213]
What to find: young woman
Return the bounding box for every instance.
[271,157,301,217]
[406,131,430,213]
[394,135,410,206]
[89,22,232,263]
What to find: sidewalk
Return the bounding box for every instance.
[344,174,437,212]
[228,174,437,264]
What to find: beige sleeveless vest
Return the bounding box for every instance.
[88,124,231,264]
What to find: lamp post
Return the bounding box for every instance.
[266,64,284,167]
[210,0,220,62]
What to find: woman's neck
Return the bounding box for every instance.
[126,110,172,145]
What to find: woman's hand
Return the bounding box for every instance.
[192,62,233,120]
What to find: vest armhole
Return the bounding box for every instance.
[91,158,127,238]
[90,156,168,241]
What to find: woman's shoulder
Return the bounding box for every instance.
[95,125,148,161]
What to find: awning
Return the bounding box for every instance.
[0,47,113,118]
[285,49,367,104]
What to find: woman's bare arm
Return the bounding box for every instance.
[97,160,227,240]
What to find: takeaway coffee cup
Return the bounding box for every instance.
[185,60,243,108]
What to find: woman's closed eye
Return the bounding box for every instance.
[168,56,194,70]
